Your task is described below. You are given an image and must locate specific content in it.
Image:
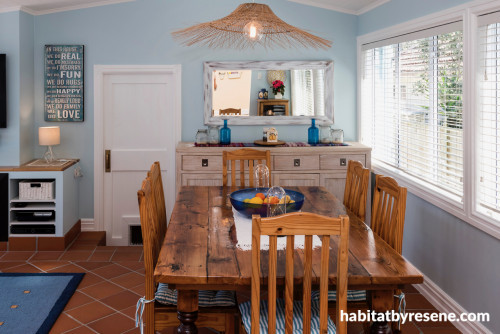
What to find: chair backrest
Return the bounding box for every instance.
[251,212,349,334]
[220,108,242,115]
[343,160,370,221]
[137,175,164,331]
[222,148,271,188]
[371,175,407,254]
[148,161,167,232]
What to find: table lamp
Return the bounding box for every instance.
[39,126,60,163]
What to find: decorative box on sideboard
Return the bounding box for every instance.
[175,142,371,203]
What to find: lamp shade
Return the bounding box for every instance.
[39,126,60,146]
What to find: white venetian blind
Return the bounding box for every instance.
[361,23,464,199]
[291,69,324,116]
[477,13,500,220]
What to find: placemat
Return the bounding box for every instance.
[195,142,349,147]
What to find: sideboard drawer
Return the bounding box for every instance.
[274,155,319,171]
[182,155,222,171]
[320,154,366,170]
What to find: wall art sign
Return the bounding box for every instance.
[44,45,84,122]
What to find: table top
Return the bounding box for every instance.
[155,186,423,289]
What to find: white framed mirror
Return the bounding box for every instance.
[204,60,334,125]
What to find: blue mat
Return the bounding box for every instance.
[0,273,84,334]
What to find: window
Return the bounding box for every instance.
[291,69,325,116]
[361,24,464,202]
[477,13,500,222]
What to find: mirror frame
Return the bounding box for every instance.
[204,60,334,125]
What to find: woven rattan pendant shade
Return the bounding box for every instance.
[172,3,332,49]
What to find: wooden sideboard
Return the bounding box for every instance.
[176,142,371,203]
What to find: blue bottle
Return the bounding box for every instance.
[220,119,231,145]
[308,119,319,145]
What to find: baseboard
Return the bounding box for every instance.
[415,273,492,334]
[80,218,96,231]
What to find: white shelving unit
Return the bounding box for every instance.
[8,163,79,238]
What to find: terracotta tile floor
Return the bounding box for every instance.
[0,233,461,334]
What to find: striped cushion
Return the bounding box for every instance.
[239,298,336,334]
[155,283,236,307]
[311,290,366,302]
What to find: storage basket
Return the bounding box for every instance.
[19,180,55,200]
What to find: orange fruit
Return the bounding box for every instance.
[269,196,279,204]
[255,193,266,200]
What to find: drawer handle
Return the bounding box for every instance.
[202,159,209,167]
[294,159,300,167]
[340,158,347,166]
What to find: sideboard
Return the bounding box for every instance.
[176,142,371,203]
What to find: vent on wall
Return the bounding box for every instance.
[129,225,143,245]
[0,54,5,128]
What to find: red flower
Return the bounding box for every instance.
[271,80,285,95]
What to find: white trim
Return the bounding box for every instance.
[415,272,493,334]
[13,0,134,16]
[358,0,500,240]
[287,0,390,15]
[80,218,96,231]
[93,65,182,232]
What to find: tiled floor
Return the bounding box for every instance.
[0,233,461,334]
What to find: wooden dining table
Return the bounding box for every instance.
[154,186,423,333]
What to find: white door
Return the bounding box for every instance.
[94,66,181,246]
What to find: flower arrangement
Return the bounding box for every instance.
[271,80,285,95]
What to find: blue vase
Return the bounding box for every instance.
[220,119,231,145]
[308,119,319,145]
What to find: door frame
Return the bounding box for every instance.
[93,65,182,231]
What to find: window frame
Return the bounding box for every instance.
[357,2,500,240]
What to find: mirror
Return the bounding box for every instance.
[204,61,333,125]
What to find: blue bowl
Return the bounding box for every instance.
[229,187,305,218]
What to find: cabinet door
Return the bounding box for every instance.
[181,174,223,187]
[320,172,347,203]
[273,173,320,187]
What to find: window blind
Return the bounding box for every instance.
[291,69,324,116]
[361,26,464,198]
[478,20,500,220]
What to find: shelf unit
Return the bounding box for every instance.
[7,164,79,238]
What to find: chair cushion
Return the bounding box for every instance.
[155,283,236,307]
[311,290,366,302]
[239,298,336,334]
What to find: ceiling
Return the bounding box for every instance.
[0,0,390,16]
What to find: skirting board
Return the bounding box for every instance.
[80,218,96,231]
[414,273,492,334]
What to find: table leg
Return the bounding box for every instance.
[370,290,393,334]
[177,290,198,334]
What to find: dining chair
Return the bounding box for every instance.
[220,108,242,116]
[343,160,370,221]
[238,212,350,334]
[371,174,407,254]
[223,148,271,187]
[136,173,237,334]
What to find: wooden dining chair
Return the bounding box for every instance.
[136,174,237,334]
[238,212,350,334]
[371,174,407,254]
[223,148,271,187]
[343,160,370,221]
[220,108,242,116]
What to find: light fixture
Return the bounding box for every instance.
[39,126,60,163]
[172,3,331,50]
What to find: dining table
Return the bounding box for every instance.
[154,185,424,333]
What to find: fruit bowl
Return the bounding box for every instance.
[229,187,305,218]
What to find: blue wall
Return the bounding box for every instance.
[29,0,357,218]
[359,1,499,332]
[19,11,34,164]
[0,12,21,166]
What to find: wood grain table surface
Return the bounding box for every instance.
[154,186,423,333]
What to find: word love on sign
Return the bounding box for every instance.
[44,45,84,122]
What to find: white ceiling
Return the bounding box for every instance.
[0,0,390,16]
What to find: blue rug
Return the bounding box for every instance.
[0,273,84,334]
